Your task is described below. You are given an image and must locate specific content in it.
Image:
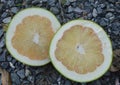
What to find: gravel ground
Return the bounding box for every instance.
[0,0,120,85]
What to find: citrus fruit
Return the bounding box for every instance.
[49,20,113,82]
[6,8,61,66]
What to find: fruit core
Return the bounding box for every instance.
[55,25,104,74]
[12,15,54,60]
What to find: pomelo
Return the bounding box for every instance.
[6,8,61,66]
[49,20,113,82]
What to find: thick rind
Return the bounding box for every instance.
[6,8,61,66]
[49,19,113,82]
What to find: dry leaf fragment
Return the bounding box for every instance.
[0,67,11,85]
[110,49,120,72]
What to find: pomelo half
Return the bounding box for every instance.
[49,20,113,82]
[6,8,61,66]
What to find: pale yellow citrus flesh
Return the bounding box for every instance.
[12,15,54,60]
[55,25,104,74]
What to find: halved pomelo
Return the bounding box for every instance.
[49,20,113,82]
[6,8,61,66]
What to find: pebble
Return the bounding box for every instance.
[2,17,11,23]
[32,0,40,5]
[11,7,19,13]
[105,12,113,18]
[7,55,12,61]
[1,12,8,18]
[99,18,108,26]
[11,73,21,85]
[64,80,72,85]
[73,7,83,14]
[0,50,6,61]
[99,4,106,8]
[92,8,98,17]
[27,75,34,83]
[7,0,15,7]
[47,0,56,6]
[50,7,60,15]
[97,7,103,14]
[67,6,73,13]
[9,62,15,68]
[0,37,5,48]
[17,69,25,79]
[0,48,2,54]
[1,62,9,69]
[0,29,3,38]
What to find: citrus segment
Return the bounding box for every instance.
[49,20,113,82]
[6,8,61,66]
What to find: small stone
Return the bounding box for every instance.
[64,80,72,85]
[2,17,11,23]
[87,13,93,19]
[108,0,116,3]
[7,0,15,7]
[89,0,95,3]
[11,73,21,85]
[9,62,15,68]
[97,7,103,14]
[67,6,73,13]
[0,37,5,48]
[0,48,2,54]
[96,80,101,85]
[47,0,56,6]
[50,7,59,15]
[1,12,8,18]
[73,7,83,13]
[99,18,108,26]
[11,59,17,65]
[1,62,9,69]
[0,29,3,38]
[11,7,19,13]
[32,0,40,5]
[27,76,34,83]
[7,55,12,61]
[99,4,106,8]
[17,69,25,79]
[92,8,98,17]
[105,12,113,18]
[0,50,6,61]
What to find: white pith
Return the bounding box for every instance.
[6,8,61,66]
[50,20,112,82]
[33,33,40,45]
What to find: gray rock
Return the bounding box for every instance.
[7,0,15,7]
[0,29,3,38]
[2,17,11,23]
[105,12,113,18]
[89,0,95,3]
[99,18,108,26]
[0,50,6,61]
[1,12,8,18]
[73,7,83,13]
[11,73,21,85]
[0,37,5,48]
[65,80,71,85]
[97,7,103,14]
[17,69,25,79]
[50,7,60,15]
[1,62,9,69]
[92,8,98,17]
[68,6,73,13]
[11,7,19,13]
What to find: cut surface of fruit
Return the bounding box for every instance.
[6,8,61,66]
[49,20,113,82]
